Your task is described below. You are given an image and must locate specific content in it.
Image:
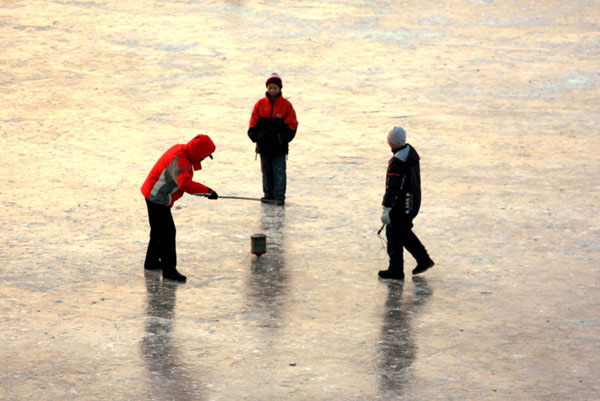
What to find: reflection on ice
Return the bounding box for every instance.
[141,272,205,400]
[246,205,288,327]
[378,278,433,398]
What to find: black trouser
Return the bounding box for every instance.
[144,198,177,272]
[386,219,430,271]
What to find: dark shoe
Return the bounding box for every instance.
[378,269,405,280]
[261,196,274,203]
[412,260,434,275]
[261,197,284,205]
[163,269,187,282]
[144,264,162,271]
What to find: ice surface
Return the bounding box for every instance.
[1,0,599,400]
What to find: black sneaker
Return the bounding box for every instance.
[378,269,405,280]
[412,260,434,275]
[275,199,285,206]
[261,197,274,203]
[163,269,187,282]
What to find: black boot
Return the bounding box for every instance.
[163,268,187,282]
[378,269,405,280]
[412,259,434,275]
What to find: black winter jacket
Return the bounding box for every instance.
[382,144,422,222]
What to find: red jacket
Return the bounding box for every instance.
[141,135,215,207]
[248,94,298,155]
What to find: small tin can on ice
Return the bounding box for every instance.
[250,233,267,256]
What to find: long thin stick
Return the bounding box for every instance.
[219,195,262,201]
[377,224,385,235]
[192,193,262,201]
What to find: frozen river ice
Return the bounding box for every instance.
[1,0,599,400]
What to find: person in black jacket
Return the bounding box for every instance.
[379,126,434,280]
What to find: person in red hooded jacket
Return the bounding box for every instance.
[141,134,218,282]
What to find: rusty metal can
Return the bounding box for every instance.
[250,233,267,256]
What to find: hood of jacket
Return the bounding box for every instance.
[391,143,419,165]
[185,134,216,170]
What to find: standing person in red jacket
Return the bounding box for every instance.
[248,72,298,206]
[141,134,218,282]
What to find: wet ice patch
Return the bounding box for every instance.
[112,38,141,49]
[417,16,452,26]
[54,1,105,9]
[536,72,599,91]
[152,42,199,52]
[146,113,171,123]
[10,24,54,31]
[564,72,597,88]
[361,28,443,48]
[480,15,536,27]
[112,38,198,52]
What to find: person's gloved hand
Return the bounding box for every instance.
[381,207,392,225]
[207,190,218,200]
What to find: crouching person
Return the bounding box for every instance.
[141,134,218,282]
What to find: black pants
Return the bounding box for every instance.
[386,219,430,271]
[144,198,176,272]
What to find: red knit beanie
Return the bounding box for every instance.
[265,72,282,89]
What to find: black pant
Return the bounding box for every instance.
[145,198,176,272]
[386,219,430,271]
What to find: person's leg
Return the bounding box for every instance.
[260,154,274,200]
[386,223,405,271]
[145,199,185,282]
[403,230,428,263]
[379,223,405,280]
[144,199,162,270]
[159,211,177,276]
[403,223,434,275]
[272,154,287,204]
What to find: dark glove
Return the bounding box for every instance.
[248,128,258,143]
[207,190,218,200]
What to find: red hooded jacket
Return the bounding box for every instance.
[141,135,216,207]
